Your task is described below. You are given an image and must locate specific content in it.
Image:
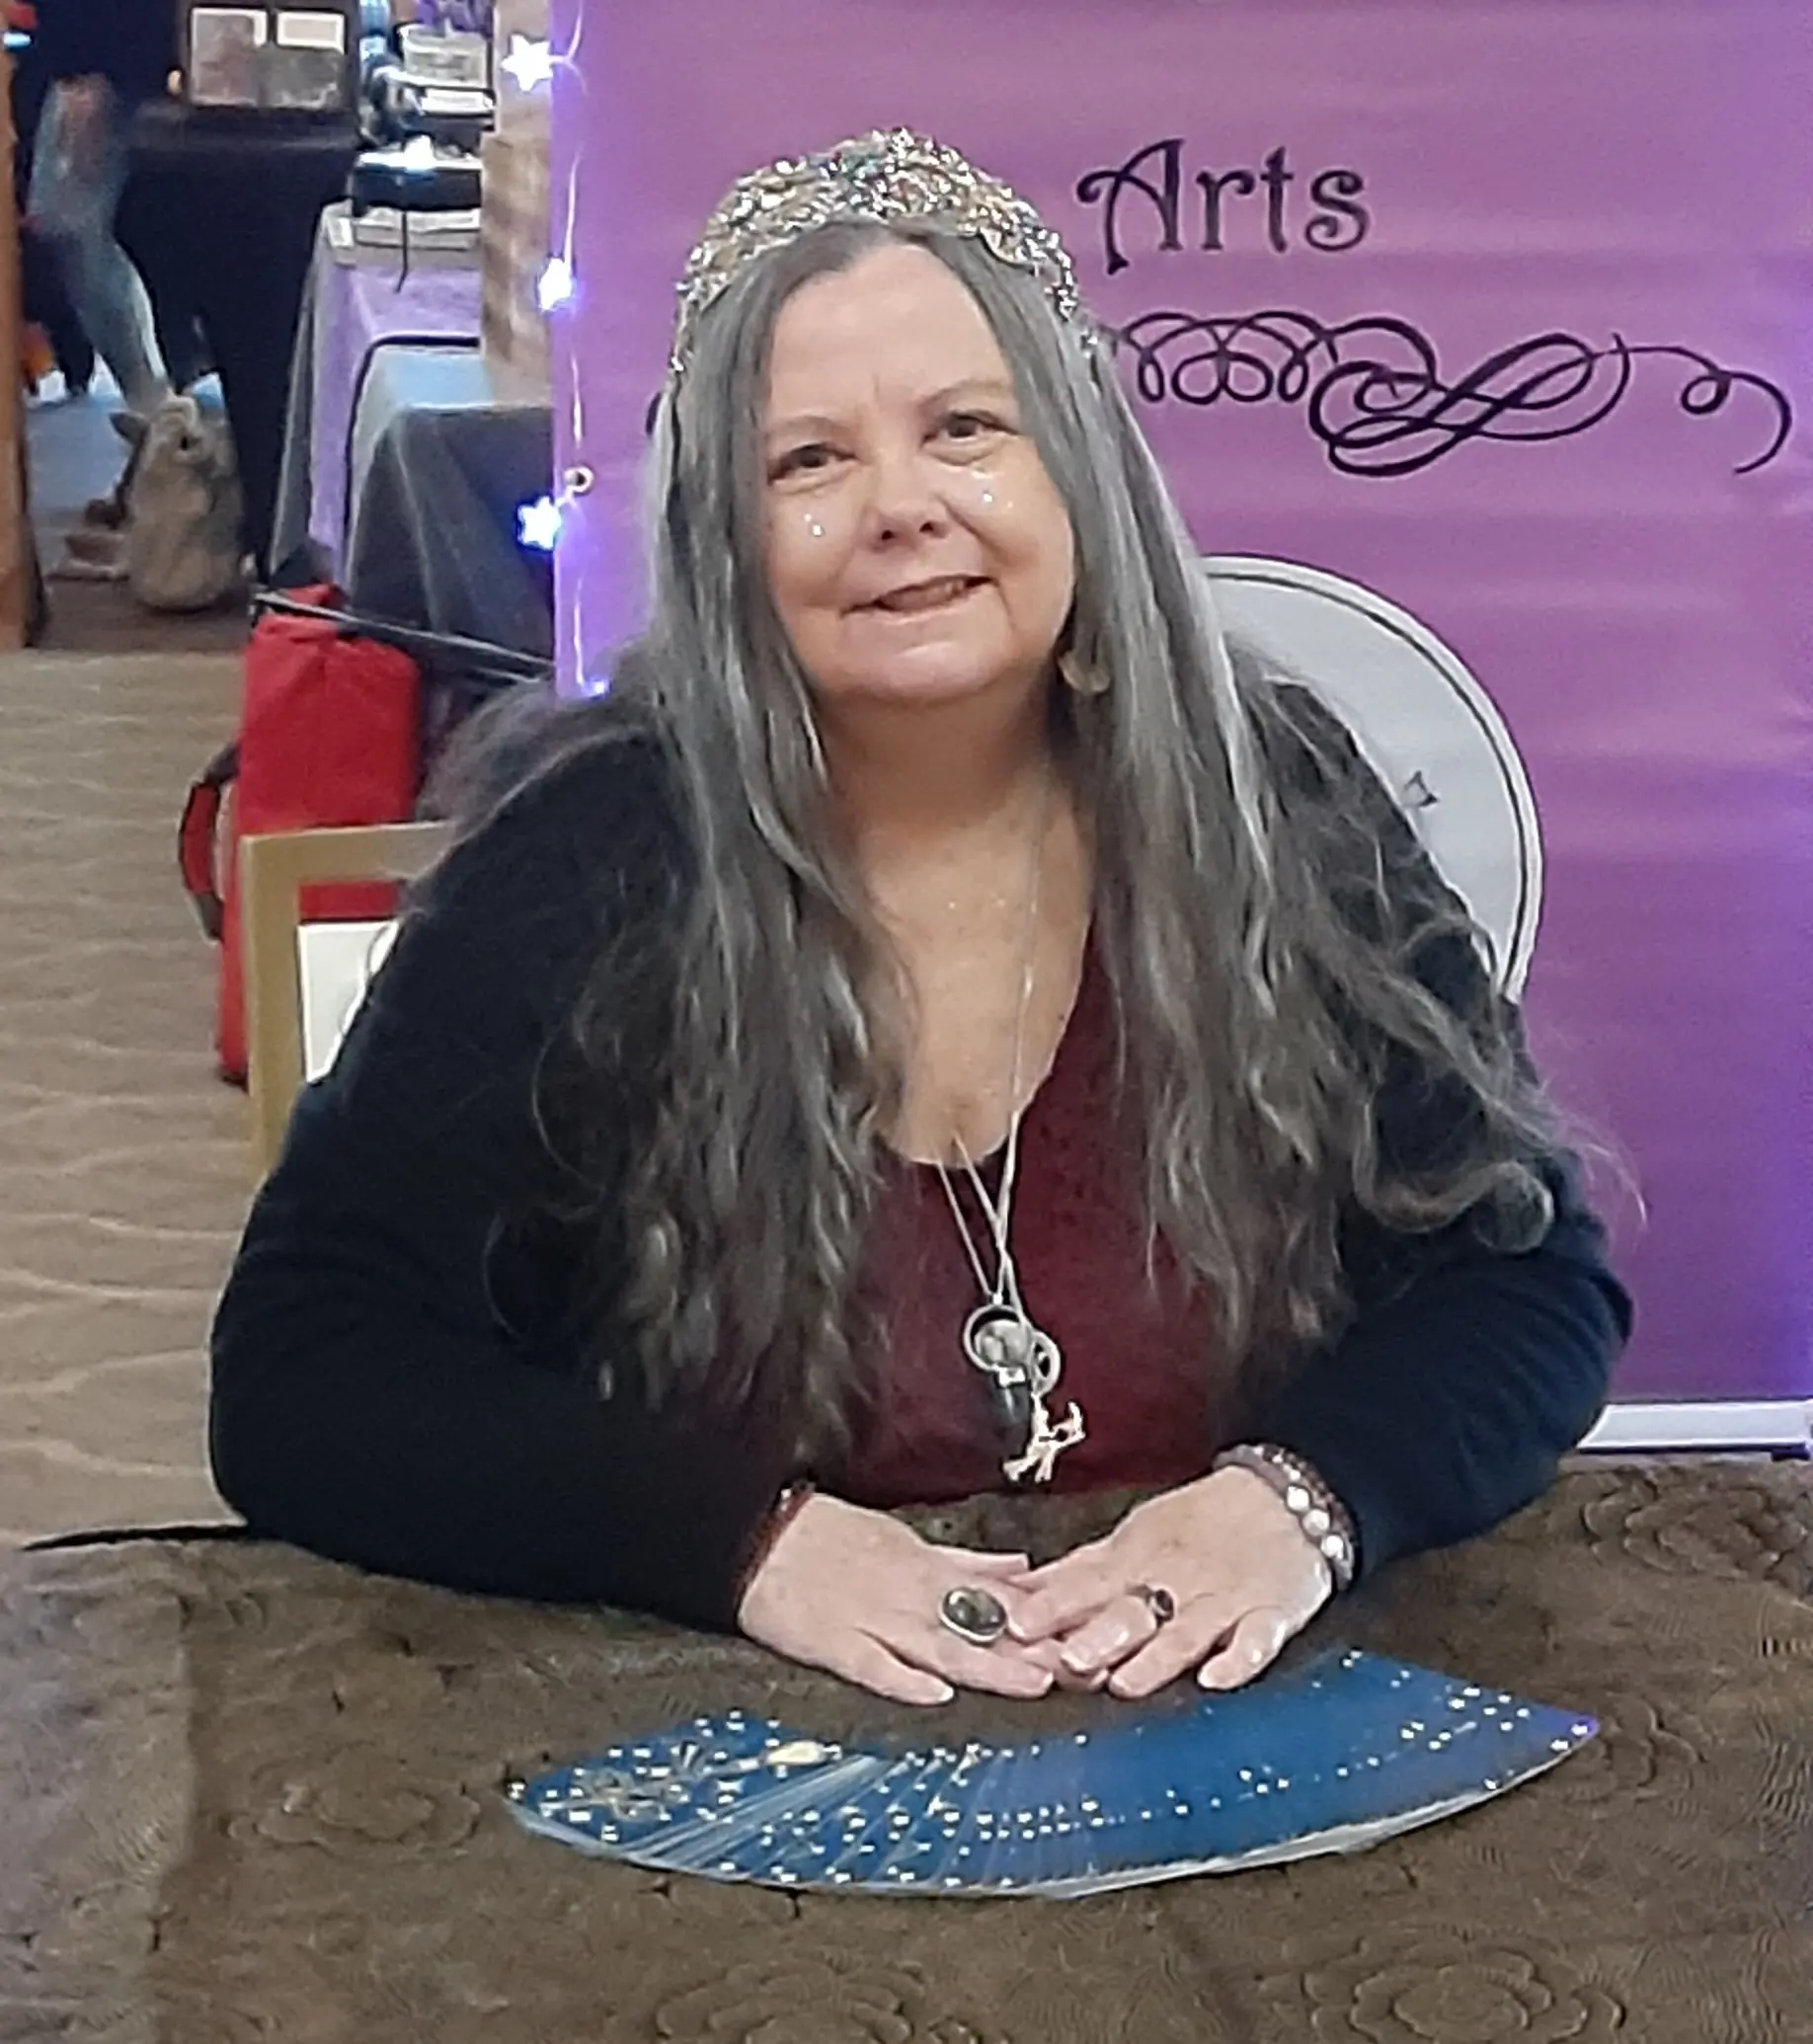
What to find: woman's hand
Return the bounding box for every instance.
[1007,1467,1336,1699]
[738,1492,1057,1707]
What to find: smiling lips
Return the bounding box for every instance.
[862,575,986,615]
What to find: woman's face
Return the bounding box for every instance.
[759,241,1076,714]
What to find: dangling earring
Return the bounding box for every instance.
[1058,646,1109,697]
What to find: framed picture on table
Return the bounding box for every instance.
[177,0,360,115]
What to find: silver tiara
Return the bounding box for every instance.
[669,127,1090,378]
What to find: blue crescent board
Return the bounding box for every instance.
[506,1648,1597,1899]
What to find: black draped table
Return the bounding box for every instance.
[335,342,554,661]
[3,1458,1809,2041]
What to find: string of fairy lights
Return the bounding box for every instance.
[498,33,564,555]
[499,22,588,627]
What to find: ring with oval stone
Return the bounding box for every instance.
[937,1584,1010,1647]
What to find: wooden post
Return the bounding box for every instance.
[479,0,550,388]
[0,46,28,650]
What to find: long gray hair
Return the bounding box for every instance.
[464,221,1571,1451]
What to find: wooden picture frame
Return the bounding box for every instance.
[240,821,450,1175]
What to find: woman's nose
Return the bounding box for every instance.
[862,447,949,544]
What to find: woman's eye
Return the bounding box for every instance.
[940,411,1002,443]
[771,443,836,481]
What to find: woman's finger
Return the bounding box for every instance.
[1014,1635,1108,1690]
[1008,1537,1112,1593]
[1054,1594,1162,1678]
[836,1633,956,1707]
[1005,1562,1119,1642]
[1051,1659,1111,1692]
[1104,1598,1243,1700]
[906,1625,1056,1701]
[927,1546,1034,1575]
[1196,1605,1297,1691]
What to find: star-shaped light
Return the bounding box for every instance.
[501,34,555,91]
[517,495,563,550]
[536,257,575,313]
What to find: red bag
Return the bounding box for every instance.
[178,587,422,1084]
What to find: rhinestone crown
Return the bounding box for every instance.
[670,127,1089,378]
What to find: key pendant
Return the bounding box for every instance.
[962,1304,1060,1390]
[1002,1390,1086,1485]
[963,1304,1034,1439]
[962,1302,1036,1383]
[985,1369,1035,1448]
[963,1302,1086,1485]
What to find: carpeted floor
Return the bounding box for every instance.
[0,651,248,1546]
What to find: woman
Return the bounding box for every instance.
[209,130,1630,1708]
[27,0,174,424]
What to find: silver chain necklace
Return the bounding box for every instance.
[932,768,1086,1485]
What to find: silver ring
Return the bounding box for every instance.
[1133,1583,1177,1626]
[938,1585,1009,1647]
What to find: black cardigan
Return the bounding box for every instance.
[208,725,1631,1632]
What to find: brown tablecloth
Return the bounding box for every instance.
[3,1458,1810,2042]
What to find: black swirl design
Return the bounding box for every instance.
[1112,309,1793,476]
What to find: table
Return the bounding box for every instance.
[4,1459,1809,2039]
[272,207,553,657]
[342,343,553,659]
[274,205,486,574]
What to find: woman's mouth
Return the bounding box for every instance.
[863,576,985,616]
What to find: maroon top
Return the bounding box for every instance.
[835,947,1235,1506]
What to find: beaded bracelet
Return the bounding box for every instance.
[1212,1443,1358,1593]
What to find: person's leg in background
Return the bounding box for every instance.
[28,81,169,419]
[147,289,209,396]
[11,54,94,396]
[20,227,95,395]
[170,143,354,576]
[116,199,209,396]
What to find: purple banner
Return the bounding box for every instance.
[547,0,1813,1406]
